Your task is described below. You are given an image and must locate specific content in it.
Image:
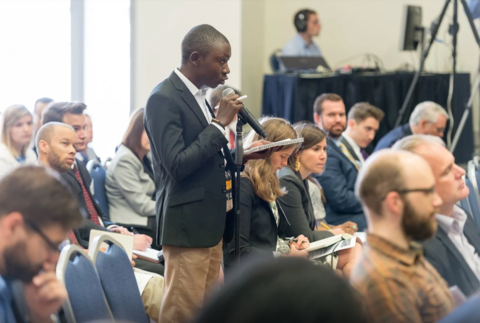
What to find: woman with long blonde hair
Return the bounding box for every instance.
[0,104,36,179]
[223,117,333,270]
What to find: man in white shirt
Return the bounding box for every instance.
[393,134,480,296]
[341,102,384,167]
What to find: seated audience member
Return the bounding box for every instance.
[33,97,53,133]
[351,149,454,323]
[0,104,36,179]
[374,101,448,151]
[0,166,83,323]
[194,257,367,323]
[35,123,165,320]
[282,9,322,57]
[393,135,480,297]
[40,106,163,275]
[224,118,314,270]
[76,113,100,165]
[209,85,241,149]
[314,96,384,230]
[106,108,157,245]
[277,123,362,277]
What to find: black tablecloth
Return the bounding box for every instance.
[262,72,473,163]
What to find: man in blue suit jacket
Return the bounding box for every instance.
[394,135,480,297]
[375,101,448,151]
[313,94,384,231]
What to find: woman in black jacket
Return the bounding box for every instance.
[224,118,325,270]
[277,123,363,278]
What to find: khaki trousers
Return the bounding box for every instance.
[159,240,223,323]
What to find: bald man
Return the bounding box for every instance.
[351,150,454,323]
[36,122,77,172]
[394,135,480,297]
[36,122,165,322]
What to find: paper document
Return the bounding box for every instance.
[133,248,162,263]
[305,233,352,252]
[308,236,356,260]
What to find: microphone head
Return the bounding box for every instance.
[222,88,235,97]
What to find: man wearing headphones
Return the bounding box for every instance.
[282,9,322,57]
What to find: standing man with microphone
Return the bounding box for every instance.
[144,25,265,323]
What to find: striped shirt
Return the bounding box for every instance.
[351,234,454,323]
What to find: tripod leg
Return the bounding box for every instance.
[450,72,480,152]
[450,0,480,153]
[461,0,480,48]
[395,0,452,128]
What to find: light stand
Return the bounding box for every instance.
[234,116,245,263]
[395,0,480,155]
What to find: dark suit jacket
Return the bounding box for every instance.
[374,123,412,151]
[277,166,334,242]
[61,160,110,248]
[144,71,236,248]
[422,212,480,297]
[224,178,289,268]
[314,138,366,230]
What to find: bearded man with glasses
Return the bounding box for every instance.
[350,149,454,323]
[393,134,480,298]
[0,166,82,323]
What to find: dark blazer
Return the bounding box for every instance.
[61,160,109,248]
[422,212,480,297]
[374,123,413,151]
[277,166,334,242]
[224,177,289,269]
[144,71,236,248]
[314,138,366,230]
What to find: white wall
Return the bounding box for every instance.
[133,0,242,109]
[263,0,479,73]
[134,0,480,141]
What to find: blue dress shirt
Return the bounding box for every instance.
[282,33,322,57]
[0,275,16,323]
[468,0,480,20]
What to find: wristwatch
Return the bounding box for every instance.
[211,118,225,129]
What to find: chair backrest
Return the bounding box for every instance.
[56,245,113,323]
[88,163,110,220]
[465,177,480,231]
[270,49,282,72]
[89,235,149,323]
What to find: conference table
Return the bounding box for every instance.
[262,72,473,163]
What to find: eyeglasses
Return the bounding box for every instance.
[24,219,62,254]
[380,185,436,201]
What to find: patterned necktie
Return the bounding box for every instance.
[69,231,78,245]
[339,142,360,171]
[73,164,102,226]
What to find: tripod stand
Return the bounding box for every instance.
[395,0,480,154]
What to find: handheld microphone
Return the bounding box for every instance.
[222,88,268,138]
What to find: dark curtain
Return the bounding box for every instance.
[262,72,472,163]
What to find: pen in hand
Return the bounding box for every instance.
[287,237,308,244]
